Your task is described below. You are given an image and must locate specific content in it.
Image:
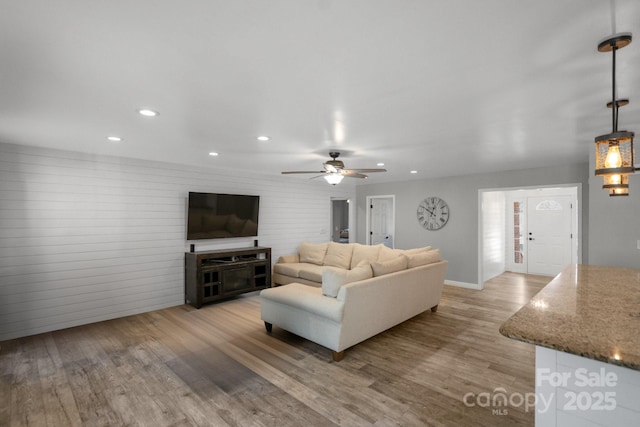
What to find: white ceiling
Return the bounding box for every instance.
[2,0,640,185]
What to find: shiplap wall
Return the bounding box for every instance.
[0,142,354,340]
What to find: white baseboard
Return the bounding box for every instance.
[444,280,482,290]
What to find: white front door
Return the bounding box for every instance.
[368,196,394,247]
[526,195,573,276]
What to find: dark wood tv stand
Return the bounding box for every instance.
[184,246,271,308]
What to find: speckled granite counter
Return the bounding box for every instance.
[500,264,640,371]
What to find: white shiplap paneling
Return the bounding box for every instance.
[0,142,354,340]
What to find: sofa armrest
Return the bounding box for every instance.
[277,253,300,264]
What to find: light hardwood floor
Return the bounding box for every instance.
[1,272,550,426]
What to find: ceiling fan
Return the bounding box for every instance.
[281,152,387,184]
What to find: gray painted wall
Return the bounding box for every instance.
[587,154,640,268]
[355,163,590,285]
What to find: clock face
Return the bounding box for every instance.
[417,197,450,230]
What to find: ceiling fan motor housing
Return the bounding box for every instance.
[325,159,345,169]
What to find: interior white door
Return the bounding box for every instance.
[369,197,394,247]
[526,195,573,276]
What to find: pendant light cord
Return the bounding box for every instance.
[612,44,618,133]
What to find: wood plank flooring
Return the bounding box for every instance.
[0,272,550,426]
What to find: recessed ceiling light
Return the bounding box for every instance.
[377,162,385,166]
[107,136,122,142]
[209,152,219,156]
[138,109,158,117]
[410,170,418,174]
[257,135,270,141]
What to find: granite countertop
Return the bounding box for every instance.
[499,264,640,371]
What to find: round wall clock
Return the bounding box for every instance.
[417,197,450,230]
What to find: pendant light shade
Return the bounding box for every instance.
[602,172,629,195]
[602,172,628,187]
[610,187,629,197]
[594,131,635,176]
[594,33,637,194]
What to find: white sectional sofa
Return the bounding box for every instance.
[260,242,448,361]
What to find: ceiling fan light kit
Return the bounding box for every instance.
[324,174,344,185]
[594,32,638,197]
[281,151,386,185]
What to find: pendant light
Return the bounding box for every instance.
[594,33,636,197]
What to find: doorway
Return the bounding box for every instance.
[330,198,350,243]
[479,185,580,284]
[366,195,395,247]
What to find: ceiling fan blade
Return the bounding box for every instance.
[343,172,368,179]
[282,152,387,181]
[344,168,387,173]
[281,171,325,174]
[324,164,338,173]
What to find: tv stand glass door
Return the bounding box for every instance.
[184,246,271,308]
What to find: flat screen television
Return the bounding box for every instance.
[187,192,260,240]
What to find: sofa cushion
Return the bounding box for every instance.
[406,249,441,268]
[324,242,354,269]
[322,262,373,297]
[322,268,348,298]
[299,241,329,265]
[371,254,408,277]
[298,264,324,282]
[377,245,404,262]
[403,246,432,255]
[277,254,299,264]
[273,262,318,278]
[350,244,381,269]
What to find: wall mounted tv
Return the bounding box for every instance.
[187,192,260,240]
